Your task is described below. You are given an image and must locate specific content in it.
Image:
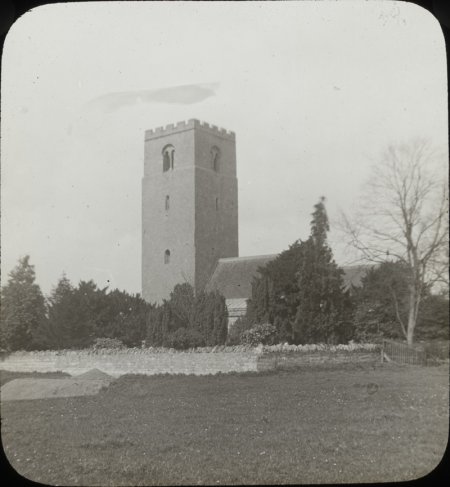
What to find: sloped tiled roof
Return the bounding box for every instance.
[206,255,370,300]
[205,254,277,299]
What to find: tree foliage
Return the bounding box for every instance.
[342,140,448,343]
[36,273,77,349]
[101,289,152,347]
[294,198,353,344]
[246,241,305,342]
[246,198,352,344]
[0,256,47,351]
[240,323,278,346]
[40,278,108,349]
[193,290,228,346]
[352,262,410,341]
[416,293,449,341]
[353,261,448,342]
[145,285,228,349]
[226,316,253,345]
[163,327,204,350]
[2,257,227,351]
[35,275,152,349]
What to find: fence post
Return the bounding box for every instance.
[380,340,384,363]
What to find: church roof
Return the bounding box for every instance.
[206,254,370,300]
[206,254,277,299]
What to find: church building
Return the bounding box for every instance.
[142,119,365,326]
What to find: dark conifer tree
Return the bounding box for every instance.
[211,291,228,345]
[245,241,306,341]
[169,283,195,330]
[145,283,228,348]
[38,273,75,349]
[294,197,351,343]
[0,256,47,351]
[44,279,105,349]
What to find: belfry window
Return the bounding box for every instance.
[162,145,175,172]
[164,249,171,264]
[211,146,220,172]
[165,195,170,211]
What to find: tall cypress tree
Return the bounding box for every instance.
[294,197,351,343]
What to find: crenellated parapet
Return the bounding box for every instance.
[145,119,235,140]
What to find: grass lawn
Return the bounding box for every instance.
[1,363,448,485]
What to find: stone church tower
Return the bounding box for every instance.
[142,119,239,303]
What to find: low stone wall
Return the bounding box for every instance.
[0,350,260,377]
[257,350,379,371]
[0,345,380,377]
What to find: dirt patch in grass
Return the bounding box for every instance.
[0,370,70,387]
[1,363,448,485]
[1,378,113,401]
[1,369,114,401]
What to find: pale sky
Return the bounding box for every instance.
[1,1,447,296]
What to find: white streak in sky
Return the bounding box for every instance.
[86,82,220,113]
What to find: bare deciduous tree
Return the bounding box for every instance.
[341,139,448,344]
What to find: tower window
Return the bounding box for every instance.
[215,197,219,211]
[162,145,175,172]
[211,146,220,172]
[165,195,170,211]
[164,249,171,264]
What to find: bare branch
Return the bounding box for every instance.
[340,139,449,343]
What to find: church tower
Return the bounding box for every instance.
[142,119,239,303]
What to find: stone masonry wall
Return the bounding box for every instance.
[0,350,260,377]
[0,348,380,377]
[256,350,379,371]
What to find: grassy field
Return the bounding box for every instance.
[1,363,448,485]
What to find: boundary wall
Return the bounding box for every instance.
[0,350,259,377]
[0,346,380,377]
[257,350,379,371]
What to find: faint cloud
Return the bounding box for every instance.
[86,82,219,113]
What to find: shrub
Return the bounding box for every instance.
[146,285,228,347]
[421,340,449,362]
[163,327,205,350]
[241,323,279,346]
[226,316,253,345]
[91,337,125,350]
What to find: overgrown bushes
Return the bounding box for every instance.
[92,337,125,350]
[2,246,447,353]
[245,198,354,344]
[163,328,205,350]
[240,323,278,346]
[0,259,229,352]
[145,284,228,349]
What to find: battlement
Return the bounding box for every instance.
[145,119,235,140]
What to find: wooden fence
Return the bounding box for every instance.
[381,339,426,365]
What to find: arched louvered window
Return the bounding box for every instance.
[211,146,220,172]
[162,145,175,172]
